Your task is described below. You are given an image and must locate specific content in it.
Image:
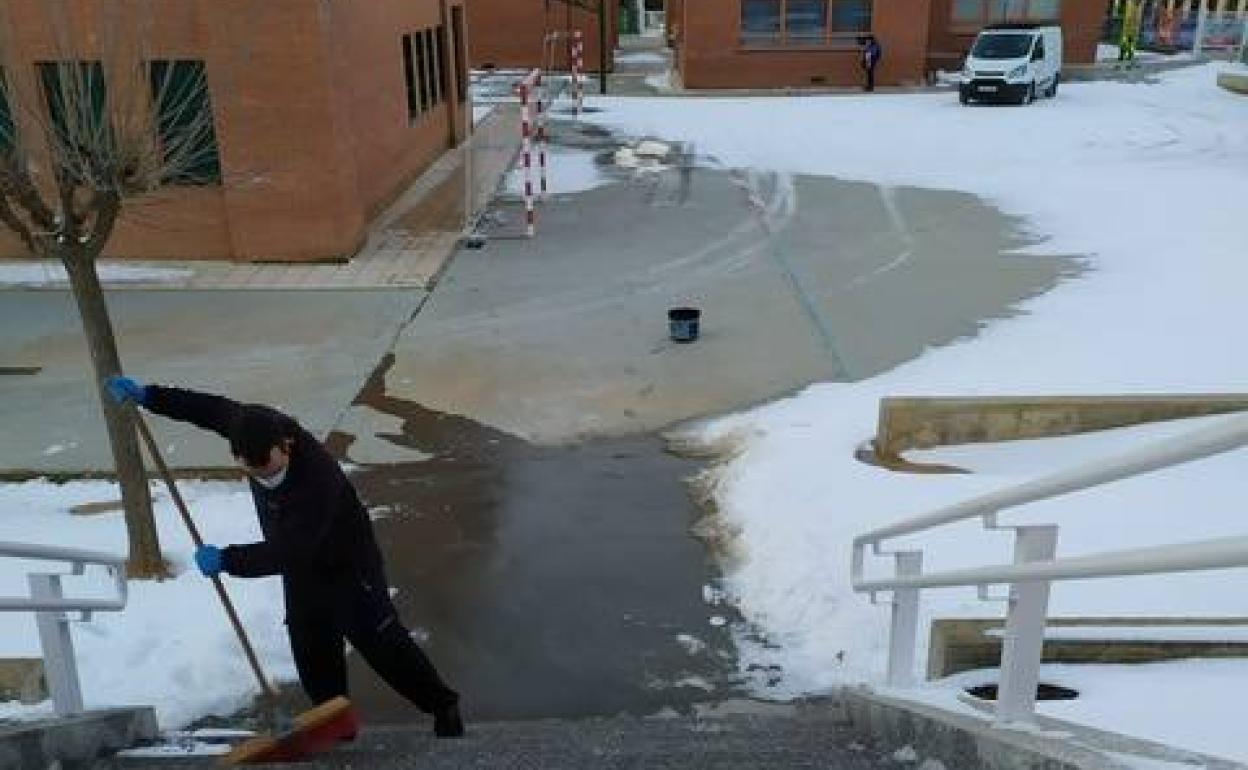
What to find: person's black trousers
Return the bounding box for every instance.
[865,66,876,92]
[285,576,458,713]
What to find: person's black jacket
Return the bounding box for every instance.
[145,386,386,595]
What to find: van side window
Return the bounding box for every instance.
[1032,38,1045,61]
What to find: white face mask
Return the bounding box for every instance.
[254,465,288,490]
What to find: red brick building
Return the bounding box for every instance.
[468,0,619,72]
[668,0,1106,89]
[0,0,470,263]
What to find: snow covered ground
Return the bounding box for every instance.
[907,659,1248,764]
[0,262,192,288]
[586,64,1248,759]
[1095,42,1198,63]
[0,480,294,729]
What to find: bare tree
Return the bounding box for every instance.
[0,1,223,578]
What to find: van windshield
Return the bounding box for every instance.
[971,33,1035,60]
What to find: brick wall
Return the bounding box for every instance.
[468,0,617,73]
[680,0,933,89]
[0,0,467,262]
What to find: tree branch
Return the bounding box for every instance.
[0,192,36,252]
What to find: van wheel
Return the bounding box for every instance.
[1020,82,1035,106]
[1047,76,1060,98]
[959,91,970,105]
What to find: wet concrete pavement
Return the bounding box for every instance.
[338,116,1081,448]
[327,355,742,723]
[0,290,421,474]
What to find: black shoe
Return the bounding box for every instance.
[434,701,464,738]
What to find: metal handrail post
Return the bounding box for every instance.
[994,526,1058,726]
[886,551,923,687]
[29,574,85,716]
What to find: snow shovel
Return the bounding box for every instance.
[132,411,358,764]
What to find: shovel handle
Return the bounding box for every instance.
[132,411,277,703]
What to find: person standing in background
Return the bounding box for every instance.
[860,34,883,92]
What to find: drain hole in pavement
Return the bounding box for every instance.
[966,683,1079,701]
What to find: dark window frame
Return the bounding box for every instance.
[149,59,222,186]
[739,0,873,48]
[0,70,14,156]
[403,34,420,123]
[415,31,429,114]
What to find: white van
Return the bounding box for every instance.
[959,23,1063,105]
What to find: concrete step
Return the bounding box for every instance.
[110,707,904,769]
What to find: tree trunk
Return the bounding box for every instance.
[60,248,169,580]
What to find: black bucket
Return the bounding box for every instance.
[668,307,701,343]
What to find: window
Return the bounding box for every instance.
[424,28,439,108]
[742,0,783,43]
[952,0,1061,25]
[787,0,828,45]
[0,73,14,156]
[435,26,449,104]
[415,33,429,113]
[452,7,467,102]
[149,61,221,185]
[403,34,419,122]
[402,26,450,125]
[38,61,108,152]
[741,0,872,46]
[830,0,872,33]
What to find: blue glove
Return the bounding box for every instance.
[104,376,148,406]
[194,545,224,578]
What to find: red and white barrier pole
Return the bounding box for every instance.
[571,30,585,116]
[536,71,549,201]
[518,69,538,238]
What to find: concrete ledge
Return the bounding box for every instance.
[928,617,1248,679]
[1218,70,1248,94]
[874,394,1248,463]
[842,687,1246,770]
[0,707,157,767]
[842,687,1119,769]
[0,659,44,704]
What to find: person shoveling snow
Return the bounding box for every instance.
[106,377,464,759]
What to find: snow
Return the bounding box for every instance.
[503,145,612,196]
[584,65,1248,758]
[1095,43,1196,63]
[0,261,192,287]
[922,660,1248,764]
[0,480,294,729]
[472,104,495,125]
[645,70,673,92]
[615,50,667,65]
[981,625,1248,643]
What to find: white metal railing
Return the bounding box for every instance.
[1,541,128,715]
[852,411,1248,726]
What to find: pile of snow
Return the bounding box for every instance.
[614,139,674,173]
[0,480,293,729]
[1095,43,1196,63]
[0,262,192,288]
[615,50,667,66]
[584,65,1248,758]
